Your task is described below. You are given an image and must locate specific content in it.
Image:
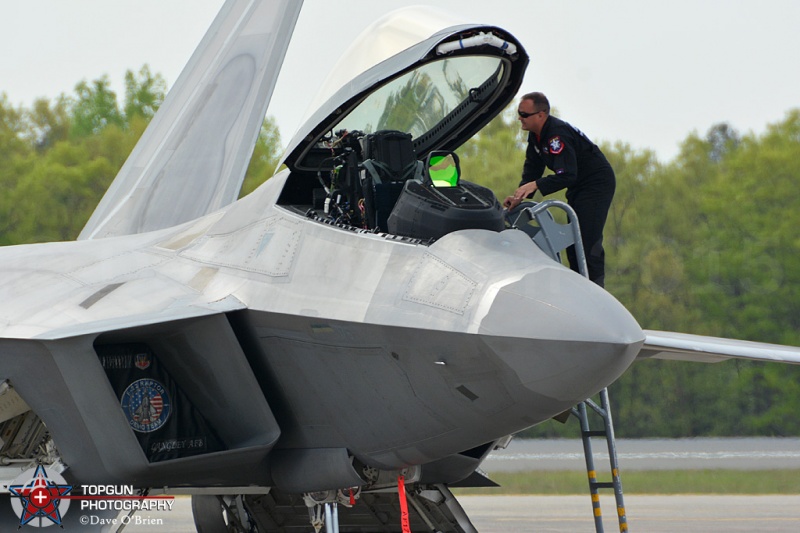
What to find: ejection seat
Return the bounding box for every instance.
[359,130,421,232]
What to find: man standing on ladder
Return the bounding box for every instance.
[503,92,616,287]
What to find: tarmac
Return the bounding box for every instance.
[482,437,800,471]
[459,495,800,532]
[121,494,800,532]
[118,438,800,532]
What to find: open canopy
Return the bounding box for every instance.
[281,12,528,173]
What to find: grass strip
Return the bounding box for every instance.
[453,469,800,495]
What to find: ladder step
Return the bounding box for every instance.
[576,388,627,532]
[583,430,607,437]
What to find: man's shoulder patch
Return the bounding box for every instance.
[548,136,564,155]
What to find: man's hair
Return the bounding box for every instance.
[522,92,550,114]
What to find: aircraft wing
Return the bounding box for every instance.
[639,329,800,365]
[78,0,302,240]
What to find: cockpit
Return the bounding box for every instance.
[277,22,528,242]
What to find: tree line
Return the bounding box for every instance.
[0,66,280,245]
[2,67,799,437]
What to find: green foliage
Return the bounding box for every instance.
[240,116,283,197]
[0,95,35,244]
[0,94,31,164]
[457,106,527,197]
[454,469,800,495]
[7,141,117,242]
[70,76,125,137]
[123,65,167,120]
[26,96,71,151]
[0,66,281,243]
[377,70,437,133]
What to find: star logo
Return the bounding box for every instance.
[548,136,564,154]
[8,465,73,527]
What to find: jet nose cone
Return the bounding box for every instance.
[483,264,643,344]
[478,263,644,403]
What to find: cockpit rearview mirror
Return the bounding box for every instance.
[426,151,460,188]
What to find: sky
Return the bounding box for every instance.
[2,0,800,163]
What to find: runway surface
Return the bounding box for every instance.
[120,494,800,532]
[461,495,800,532]
[115,438,800,532]
[483,437,800,471]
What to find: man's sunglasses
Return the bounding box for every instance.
[518,110,542,119]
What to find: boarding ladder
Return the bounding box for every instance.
[509,201,628,533]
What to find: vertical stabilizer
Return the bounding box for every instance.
[79,0,302,240]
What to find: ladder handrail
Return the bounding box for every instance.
[508,200,588,276]
[572,389,629,533]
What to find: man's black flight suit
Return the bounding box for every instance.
[520,115,616,287]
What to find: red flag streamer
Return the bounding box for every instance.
[397,474,411,533]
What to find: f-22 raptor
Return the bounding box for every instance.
[0,1,798,531]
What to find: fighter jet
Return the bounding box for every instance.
[0,1,798,532]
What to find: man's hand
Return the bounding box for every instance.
[503,195,522,210]
[503,181,538,209]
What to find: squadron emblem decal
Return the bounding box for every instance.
[134,351,151,370]
[548,136,564,154]
[120,378,171,433]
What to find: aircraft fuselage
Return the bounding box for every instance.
[0,170,643,489]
